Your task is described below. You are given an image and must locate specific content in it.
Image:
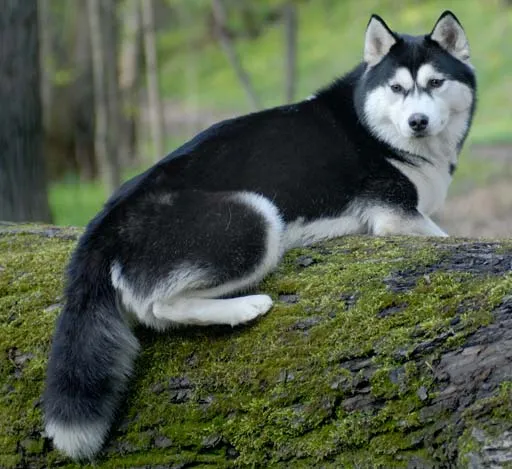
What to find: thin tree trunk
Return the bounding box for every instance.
[283,1,298,103]
[37,0,53,131]
[141,0,165,162]
[178,2,201,137]
[119,0,143,166]
[103,0,121,178]
[87,0,121,194]
[0,0,52,223]
[211,0,262,111]
[73,0,97,181]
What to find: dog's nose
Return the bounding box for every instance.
[408,113,429,132]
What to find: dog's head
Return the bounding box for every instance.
[357,11,476,154]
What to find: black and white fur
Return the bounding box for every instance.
[44,11,476,460]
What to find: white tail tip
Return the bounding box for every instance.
[46,420,109,460]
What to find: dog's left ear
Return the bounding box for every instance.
[430,11,471,64]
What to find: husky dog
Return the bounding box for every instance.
[44,11,476,460]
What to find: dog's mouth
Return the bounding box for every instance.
[401,129,430,139]
[411,131,429,139]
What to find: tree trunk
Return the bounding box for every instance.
[40,0,93,182]
[37,0,53,132]
[283,1,298,103]
[102,0,122,178]
[0,1,52,223]
[141,0,165,162]
[1,224,511,468]
[211,0,262,111]
[119,0,143,167]
[73,0,97,182]
[87,0,121,195]
[178,2,201,137]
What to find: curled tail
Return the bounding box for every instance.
[44,252,139,460]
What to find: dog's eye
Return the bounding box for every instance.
[428,78,445,89]
[390,84,404,93]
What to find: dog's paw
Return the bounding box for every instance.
[231,295,273,326]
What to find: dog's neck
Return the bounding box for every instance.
[399,134,458,167]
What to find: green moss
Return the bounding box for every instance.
[1,229,511,468]
[371,368,401,400]
[457,382,512,467]
[19,438,45,455]
[0,229,76,467]
[0,454,22,469]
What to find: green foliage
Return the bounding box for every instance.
[159,0,512,144]
[48,164,154,226]
[47,0,512,227]
[49,178,108,226]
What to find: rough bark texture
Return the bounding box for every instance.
[0,1,52,223]
[0,223,511,469]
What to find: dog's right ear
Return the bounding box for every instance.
[364,15,397,66]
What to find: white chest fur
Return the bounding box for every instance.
[388,158,452,215]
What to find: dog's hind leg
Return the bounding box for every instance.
[112,191,285,330]
[369,207,448,237]
[153,295,274,327]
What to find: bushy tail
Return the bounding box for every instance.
[43,262,139,460]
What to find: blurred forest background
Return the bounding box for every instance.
[0,0,511,237]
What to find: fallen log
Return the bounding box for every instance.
[0,223,511,468]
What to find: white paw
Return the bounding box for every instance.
[231,295,273,326]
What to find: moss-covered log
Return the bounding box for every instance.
[0,223,511,469]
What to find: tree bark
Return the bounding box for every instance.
[283,1,298,103]
[141,0,165,162]
[0,224,511,468]
[211,0,262,111]
[0,1,52,223]
[87,0,121,195]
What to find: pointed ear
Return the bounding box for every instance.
[430,11,471,64]
[364,15,397,66]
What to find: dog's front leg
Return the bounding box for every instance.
[370,208,448,237]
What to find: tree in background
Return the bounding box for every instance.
[87,0,121,194]
[283,0,298,103]
[35,0,301,198]
[0,0,52,223]
[211,0,262,110]
[73,0,98,182]
[119,0,144,167]
[141,0,165,161]
[39,0,98,182]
